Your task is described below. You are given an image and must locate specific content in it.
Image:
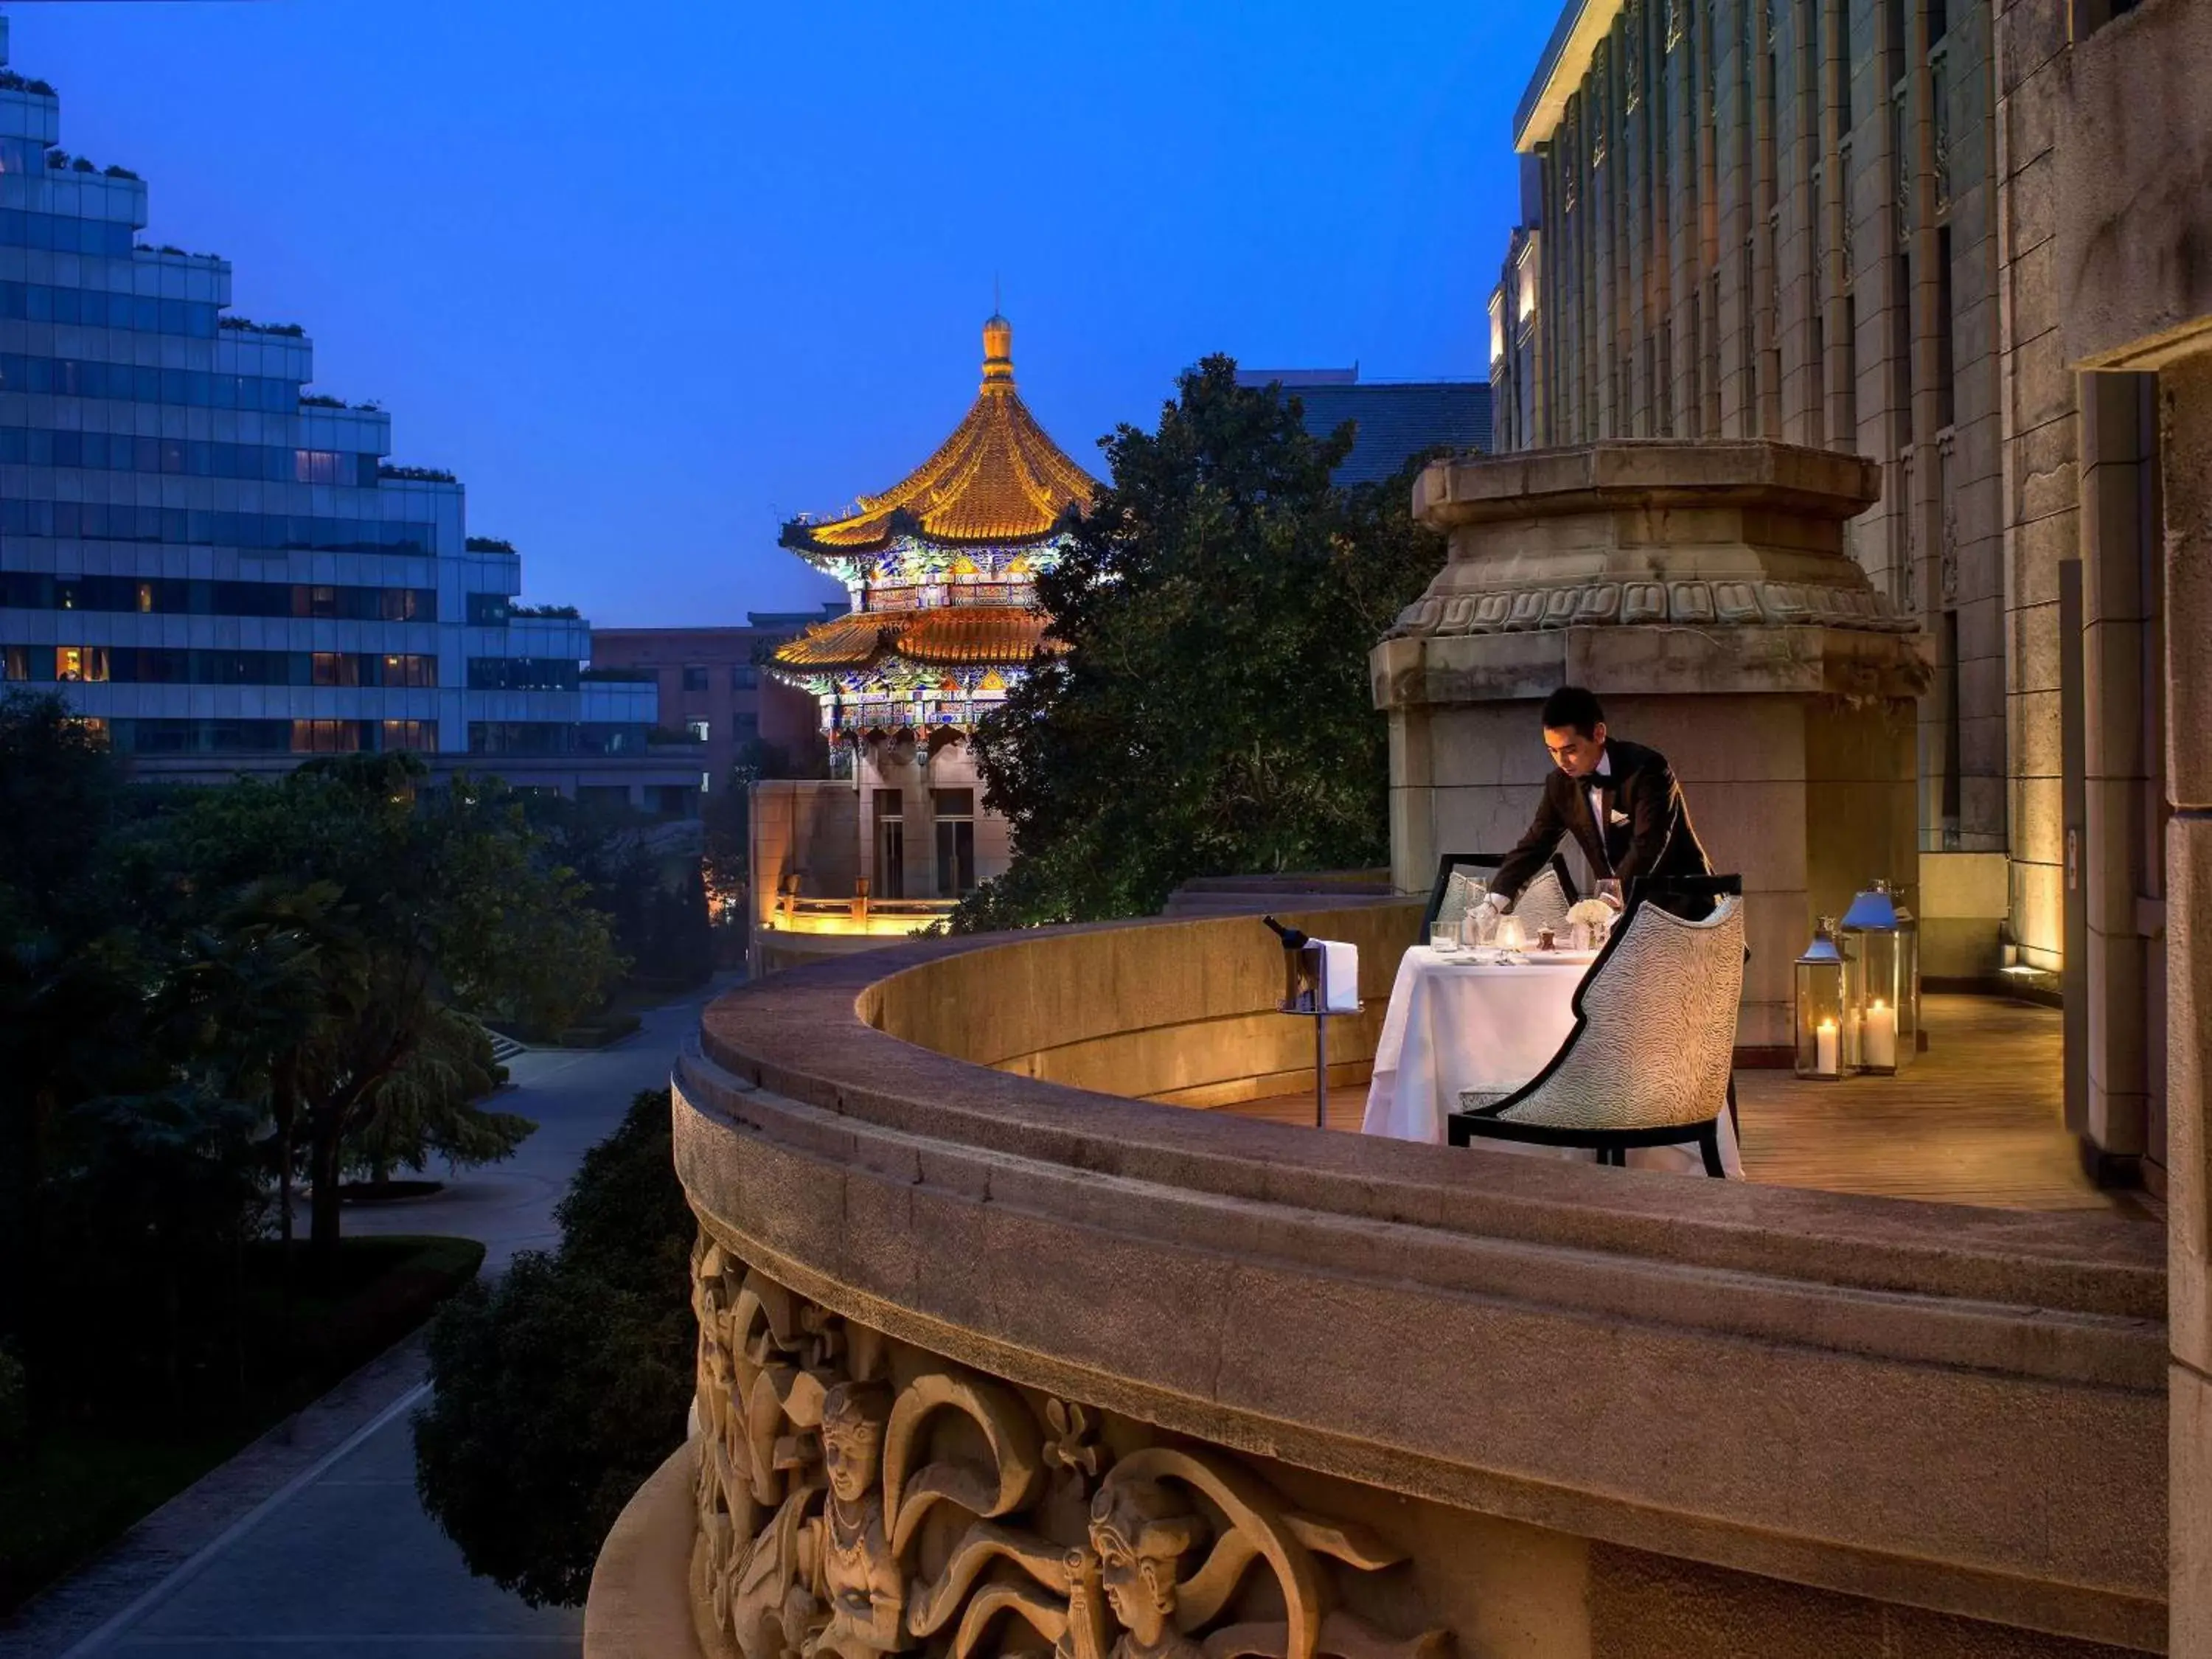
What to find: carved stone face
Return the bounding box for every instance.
[1088,1482,1200,1648]
[818,1381,891,1506]
[1093,1523,1172,1644]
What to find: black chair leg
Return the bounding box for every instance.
[1698,1121,1726,1178]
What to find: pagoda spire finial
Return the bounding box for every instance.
[981,300,1014,391]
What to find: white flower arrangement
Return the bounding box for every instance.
[1566,898,1615,927]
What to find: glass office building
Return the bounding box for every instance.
[0,17,697,810]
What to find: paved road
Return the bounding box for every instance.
[1,975,733,1659]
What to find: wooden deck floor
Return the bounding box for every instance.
[1225,993,2154,1218]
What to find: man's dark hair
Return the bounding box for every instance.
[1540,686,1604,737]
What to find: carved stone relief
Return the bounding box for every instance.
[1386,576,1917,641]
[690,1242,1453,1659]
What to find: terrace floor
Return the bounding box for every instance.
[1229,992,2157,1219]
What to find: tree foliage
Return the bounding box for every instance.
[950,357,1446,929]
[524,792,714,994]
[133,754,620,1253]
[413,1089,696,1607]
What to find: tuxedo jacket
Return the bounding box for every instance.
[1490,737,1711,905]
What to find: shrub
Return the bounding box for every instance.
[413,1090,694,1607]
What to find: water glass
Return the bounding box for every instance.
[1429,926,1458,954]
[1461,898,1497,949]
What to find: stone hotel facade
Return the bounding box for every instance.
[1488,0,2170,1189]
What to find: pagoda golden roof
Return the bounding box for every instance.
[782,313,1098,558]
[773,605,1060,675]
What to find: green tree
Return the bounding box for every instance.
[341,1006,527,1186]
[0,692,276,1408]
[413,1089,696,1607]
[522,793,712,992]
[142,755,619,1256]
[951,356,1446,929]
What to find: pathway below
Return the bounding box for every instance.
[0,975,734,1659]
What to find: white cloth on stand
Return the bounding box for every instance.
[1315,940,1360,1012]
[1360,946,1743,1176]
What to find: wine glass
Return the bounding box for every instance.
[1597,878,1624,911]
[1456,880,1489,949]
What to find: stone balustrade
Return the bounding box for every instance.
[594,905,2169,1658]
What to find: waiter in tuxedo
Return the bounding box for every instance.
[1487,686,1711,914]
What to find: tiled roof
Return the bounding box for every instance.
[771,605,1057,672]
[1236,375,1495,486]
[783,316,1098,558]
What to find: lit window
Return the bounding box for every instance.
[686,718,710,742]
[3,647,26,681]
[700,771,712,793]
[136,582,154,613]
[55,646,108,682]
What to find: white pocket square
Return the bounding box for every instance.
[1608,809,1630,826]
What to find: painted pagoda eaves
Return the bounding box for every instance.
[756,314,1095,920]
[770,313,1096,759]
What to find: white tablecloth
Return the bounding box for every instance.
[1360,945,1742,1176]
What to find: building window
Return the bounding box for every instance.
[1935,225,1957,430]
[874,789,905,900]
[55,645,108,682]
[933,788,976,897]
[311,651,361,687]
[467,657,580,691]
[731,664,759,690]
[686,718,711,742]
[291,719,362,754]
[3,646,27,682]
[682,664,709,692]
[467,593,512,627]
[380,653,437,688]
[380,720,436,751]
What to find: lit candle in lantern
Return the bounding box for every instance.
[1864,998,1897,1070]
[1815,1017,1839,1077]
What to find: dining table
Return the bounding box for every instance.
[1360,943,1744,1175]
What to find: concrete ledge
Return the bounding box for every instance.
[677,911,2168,1652]
[582,1437,705,1659]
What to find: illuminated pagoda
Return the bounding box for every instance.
[769,312,1096,902]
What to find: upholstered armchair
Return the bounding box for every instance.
[1424,852,1578,939]
[1447,883,1747,1176]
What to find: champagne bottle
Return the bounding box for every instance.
[1261,916,1309,950]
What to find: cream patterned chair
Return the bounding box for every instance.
[1447,878,1746,1177]
[1424,852,1577,940]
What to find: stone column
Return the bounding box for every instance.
[2076,372,2159,1177]
[1373,441,1930,1055]
[2161,349,2212,1652]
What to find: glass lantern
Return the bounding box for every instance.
[1840,880,1915,1075]
[1794,919,1854,1081]
[1894,890,1923,1055]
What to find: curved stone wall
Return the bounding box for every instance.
[660,909,2168,1658]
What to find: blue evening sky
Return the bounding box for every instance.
[4,1,1553,625]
